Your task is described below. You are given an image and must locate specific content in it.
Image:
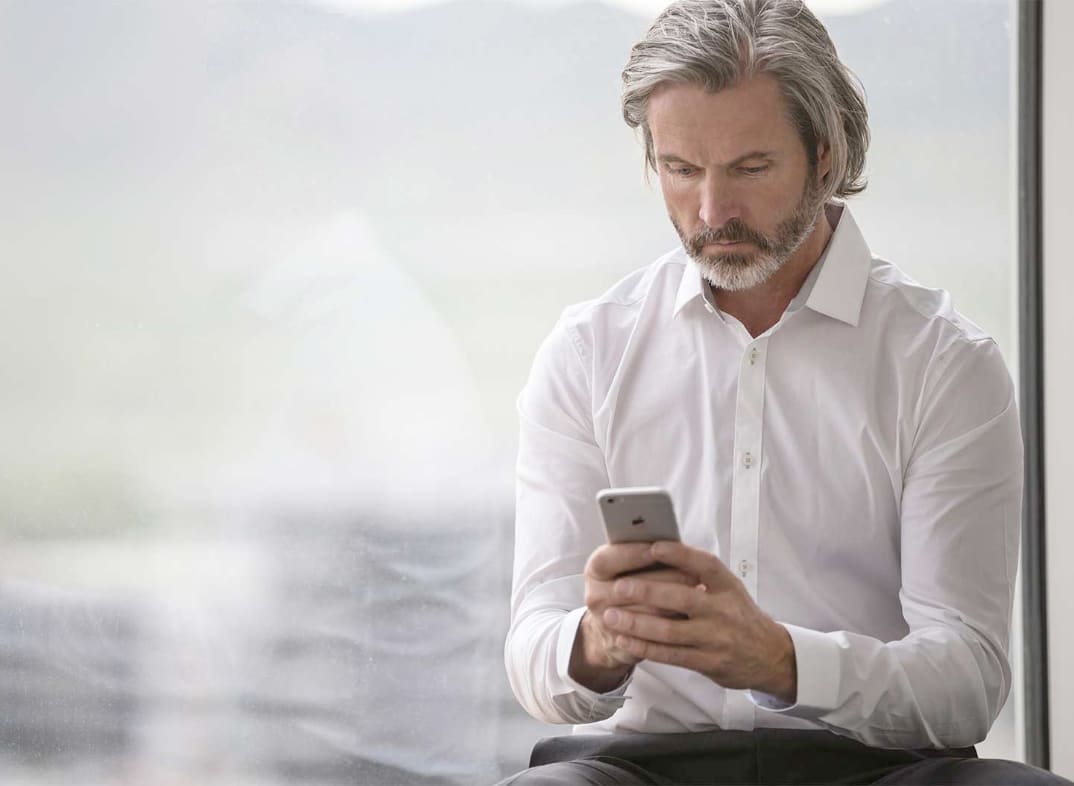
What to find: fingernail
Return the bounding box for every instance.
[604,608,621,626]
[616,580,636,598]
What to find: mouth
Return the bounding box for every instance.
[703,240,752,250]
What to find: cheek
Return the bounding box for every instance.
[657,175,676,203]
[659,178,697,218]
[748,177,802,223]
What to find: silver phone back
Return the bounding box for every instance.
[596,487,680,544]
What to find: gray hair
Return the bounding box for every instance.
[621,0,869,201]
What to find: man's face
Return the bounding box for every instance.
[647,75,829,292]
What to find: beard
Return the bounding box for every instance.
[673,173,825,293]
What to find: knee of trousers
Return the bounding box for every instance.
[877,757,1074,786]
[955,759,1074,786]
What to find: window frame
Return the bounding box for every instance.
[1016,0,1048,770]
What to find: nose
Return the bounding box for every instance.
[697,173,741,230]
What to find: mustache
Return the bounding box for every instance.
[689,219,772,253]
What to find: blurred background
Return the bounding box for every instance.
[0,0,1020,782]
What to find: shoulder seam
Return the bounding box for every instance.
[908,328,1000,464]
[566,256,684,317]
[866,270,991,345]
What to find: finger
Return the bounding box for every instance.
[624,569,701,617]
[587,542,661,581]
[584,584,670,615]
[613,576,706,616]
[602,607,699,646]
[623,568,699,587]
[649,542,736,591]
[611,603,688,621]
[612,635,711,673]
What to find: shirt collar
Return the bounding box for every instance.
[802,203,872,326]
[671,202,873,326]
[672,254,707,318]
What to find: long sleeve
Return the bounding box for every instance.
[504,314,632,725]
[751,337,1023,749]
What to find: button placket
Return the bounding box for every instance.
[721,337,768,730]
[730,339,765,599]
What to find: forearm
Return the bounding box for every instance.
[757,622,1009,749]
[777,344,1022,749]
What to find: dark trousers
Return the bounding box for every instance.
[496,729,1073,785]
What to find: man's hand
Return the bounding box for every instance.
[568,541,699,693]
[598,541,798,703]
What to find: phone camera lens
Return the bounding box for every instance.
[607,498,615,504]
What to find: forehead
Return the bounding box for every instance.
[647,74,799,161]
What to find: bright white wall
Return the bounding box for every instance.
[1043,0,1074,776]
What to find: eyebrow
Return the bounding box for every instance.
[657,150,775,168]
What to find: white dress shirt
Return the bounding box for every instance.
[505,204,1023,750]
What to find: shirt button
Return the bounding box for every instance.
[743,451,754,468]
[749,348,759,365]
[738,559,752,577]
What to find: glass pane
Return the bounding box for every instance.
[0,0,1021,781]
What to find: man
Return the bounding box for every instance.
[500,1,1071,784]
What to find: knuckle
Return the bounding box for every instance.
[584,586,599,608]
[613,579,638,601]
[682,588,705,614]
[585,546,608,575]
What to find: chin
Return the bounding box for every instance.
[697,253,782,292]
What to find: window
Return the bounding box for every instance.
[0,0,1022,781]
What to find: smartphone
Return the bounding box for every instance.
[596,486,686,604]
[596,486,681,545]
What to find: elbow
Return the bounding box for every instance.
[939,713,993,750]
[504,626,545,721]
[505,617,611,726]
[971,633,1013,743]
[503,622,574,725]
[937,634,1011,748]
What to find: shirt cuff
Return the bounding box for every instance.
[748,623,842,717]
[551,607,631,718]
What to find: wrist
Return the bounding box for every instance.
[569,611,634,692]
[763,624,798,703]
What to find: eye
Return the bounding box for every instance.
[738,165,769,176]
[664,164,698,178]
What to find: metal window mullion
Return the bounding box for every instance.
[1017,0,1048,770]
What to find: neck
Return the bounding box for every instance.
[712,204,837,336]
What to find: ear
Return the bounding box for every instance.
[816,142,832,183]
